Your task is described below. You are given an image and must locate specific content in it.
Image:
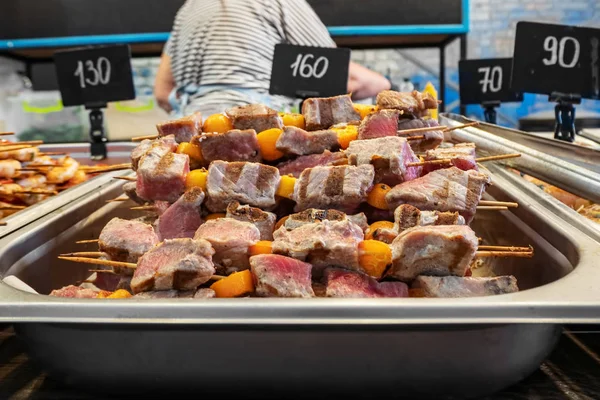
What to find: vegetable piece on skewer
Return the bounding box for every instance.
[275,175,296,199]
[279,113,305,129]
[256,128,284,161]
[367,183,391,210]
[185,169,208,191]
[249,240,273,256]
[358,239,392,279]
[177,142,204,166]
[203,113,234,133]
[353,104,378,120]
[365,221,395,240]
[331,125,358,150]
[210,270,255,298]
[97,289,133,299]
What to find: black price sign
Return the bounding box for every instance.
[512,21,600,99]
[459,58,523,105]
[54,45,135,107]
[269,44,350,98]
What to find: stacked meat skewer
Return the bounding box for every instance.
[53,90,531,300]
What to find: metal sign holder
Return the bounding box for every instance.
[85,102,108,160]
[549,92,581,143]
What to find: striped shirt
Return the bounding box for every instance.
[165,0,336,114]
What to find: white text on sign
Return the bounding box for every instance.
[542,36,580,68]
[74,57,112,89]
[290,54,329,79]
[478,66,502,93]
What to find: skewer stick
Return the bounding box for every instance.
[479,200,518,208]
[0,222,6,226]
[84,164,133,174]
[397,126,444,135]
[476,206,508,211]
[476,251,533,258]
[107,197,129,203]
[60,252,104,258]
[475,153,521,163]
[131,205,155,211]
[211,275,226,281]
[113,176,137,181]
[58,256,137,269]
[0,145,33,152]
[0,132,15,136]
[477,245,532,252]
[407,153,521,167]
[132,134,159,142]
[442,122,479,133]
[0,140,43,146]
[405,135,425,141]
[38,152,67,156]
[13,189,58,195]
[76,239,99,244]
[89,269,118,275]
[0,205,26,210]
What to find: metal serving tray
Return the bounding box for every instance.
[0,142,136,239]
[440,113,600,204]
[0,168,599,398]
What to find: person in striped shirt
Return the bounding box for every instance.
[154,0,390,116]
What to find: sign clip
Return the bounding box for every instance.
[481,101,501,125]
[549,92,581,142]
[87,104,108,160]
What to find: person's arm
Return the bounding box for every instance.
[154,53,176,113]
[347,61,391,100]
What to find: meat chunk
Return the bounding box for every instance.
[357,109,400,140]
[205,161,280,212]
[99,218,159,265]
[273,219,364,273]
[347,136,422,185]
[275,126,339,156]
[122,181,145,205]
[387,225,479,282]
[282,208,368,232]
[412,276,519,298]
[376,90,438,118]
[136,146,189,203]
[385,167,491,223]
[195,130,261,163]
[194,288,217,298]
[156,187,205,241]
[226,201,276,241]
[225,104,283,133]
[50,285,99,298]
[302,94,360,131]
[156,112,202,143]
[194,218,260,273]
[423,143,477,174]
[134,290,194,299]
[90,270,123,292]
[324,268,408,298]
[131,238,215,294]
[131,135,177,171]
[397,118,444,152]
[294,165,375,213]
[250,254,314,298]
[394,204,465,233]
[276,150,347,178]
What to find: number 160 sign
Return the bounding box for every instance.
[269,44,350,98]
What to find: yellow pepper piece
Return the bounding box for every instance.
[353,104,378,119]
[203,113,233,133]
[332,125,358,149]
[367,183,391,210]
[177,142,204,163]
[280,113,305,129]
[365,221,395,240]
[273,216,289,232]
[107,289,133,299]
[185,169,208,191]
[256,128,285,161]
[358,240,392,279]
[205,213,225,221]
[276,175,296,199]
[249,240,273,256]
[210,270,255,298]
[95,290,113,299]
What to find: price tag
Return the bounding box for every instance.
[54,45,135,107]
[269,44,350,98]
[458,58,523,105]
[512,21,600,99]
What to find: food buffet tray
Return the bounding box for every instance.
[0,142,137,239]
[0,164,599,398]
[440,113,600,203]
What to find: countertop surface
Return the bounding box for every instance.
[1,325,599,399]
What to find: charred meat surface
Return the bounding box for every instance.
[397,118,444,152]
[99,218,159,266]
[347,136,422,185]
[250,254,314,298]
[122,182,145,205]
[302,94,360,131]
[137,146,189,203]
[273,219,364,273]
[226,201,276,241]
[385,167,491,223]
[388,225,479,282]
[357,109,400,140]
[195,130,261,163]
[50,285,99,298]
[412,275,519,298]
[194,218,260,273]
[423,143,477,174]
[131,238,215,294]
[324,268,408,298]
[131,135,178,171]
[205,161,280,212]
[225,104,283,133]
[275,126,339,156]
[294,164,375,213]
[276,150,347,178]
[156,112,202,143]
[157,187,205,241]
[282,208,368,232]
[376,90,438,118]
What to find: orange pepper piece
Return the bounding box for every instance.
[203,114,233,133]
[249,240,273,256]
[358,240,392,279]
[280,113,305,129]
[210,270,255,298]
[257,128,285,161]
[367,183,391,210]
[365,221,395,240]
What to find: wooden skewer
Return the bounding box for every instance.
[84,164,133,174]
[0,140,43,146]
[0,145,34,152]
[58,256,137,269]
[107,197,128,203]
[60,252,104,258]
[211,275,225,281]
[38,152,67,156]
[475,153,521,163]
[13,189,58,195]
[397,126,444,135]
[476,251,533,258]
[476,206,508,211]
[113,176,137,181]
[132,134,159,142]
[89,269,118,275]
[405,135,425,141]
[478,200,518,208]
[131,205,155,211]
[0,221,6,226]
[407,153,521,167]
[0,132,15,136]
[76,239,100,244]
[443,122,479,133]
[478,245,532,252]
[0,205,26,210]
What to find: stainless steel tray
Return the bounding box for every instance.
[440,113,600,204]
[0,142,136,239]
[0,167,599,398]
